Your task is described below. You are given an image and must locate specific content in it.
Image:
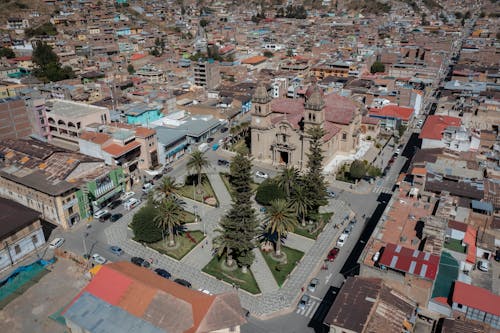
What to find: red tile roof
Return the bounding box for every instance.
[368,105,414,121]
[419,115,461,140]
[79,131,111,145]
[130,53,147,61]
[463,226,476,264]
[241,55,267,65]
[103,141,141,157]
[452,281,500,316]
[378,243,440,280]
[362,116,380,125]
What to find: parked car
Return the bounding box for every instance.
[395,148,401,155]
[142,182,154,194]
[154,268,172,279]
[120,191,135,201]
[342,225,353,235]
[93,209,109,219]
[174,278,192,288]
[99,212,112,222]
[495,249,500,262]
[255,171,269,179]
[124,198,141,210]
[218,159,230,167]
[298,294,310,310]
[163,166,173,174]
[108,200,122,209]
[49,237,64,249]
[477,260,489,272]
[337,233,348,247]
[131,257,150,268]
[327,190,336,198]
[109,246,124,256]
[308,278,319,292]
[91,253,107,265]
[152,174,163,182]
[220,127,228,133]
[327,247,340,261]
[207,137,214,143]
[372,251,381,263]
[110,213,123,222]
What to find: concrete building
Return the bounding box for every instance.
[0,96,32,140]
[250,83,361,169]
[122,102,163,126]
[0,197,45,271]
[45,99,110,147]
[194,60,221,90]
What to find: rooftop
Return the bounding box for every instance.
[46,99,109,119]
[419,115,461,140]
[452,281,500,316]
[368,104,414,121]
[0,197,40,239]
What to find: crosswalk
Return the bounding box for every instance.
[295,298,321,318]
[372,186,393,194]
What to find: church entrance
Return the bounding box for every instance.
[279,151,289,165]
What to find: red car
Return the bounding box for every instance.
[327,247,340,261]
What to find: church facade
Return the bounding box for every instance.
[250,83,361,170]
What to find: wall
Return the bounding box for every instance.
[0,226,45,270]
[0,98,32,139]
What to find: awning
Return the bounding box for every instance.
[471,200,493,213]
[93,187,123,205]
[167,144,187,157]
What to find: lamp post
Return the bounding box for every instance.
[83,232,89,259]
[193,205,198,223]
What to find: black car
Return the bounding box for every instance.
[131,257,151,268]
[108,200,122,209]
[154,268,172,279]
[217,159,230,167]
[220,127,228,133]
[153,174,163,181]
[207,137,215,143]
[110,213,123,222]
[174,278,192,288]
[99,212,112,222]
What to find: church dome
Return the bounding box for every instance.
[305,85,325,111]
[253,83,271,103]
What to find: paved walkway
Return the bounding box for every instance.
[104,173,355,318]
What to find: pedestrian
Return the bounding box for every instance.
[201,244,204,249]
[301,287,304,292]
[205,239,208,246]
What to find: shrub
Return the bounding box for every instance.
[130,204,162,243]
[255,179,286,206]
[349,160,366,180]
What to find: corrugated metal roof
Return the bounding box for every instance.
[379,243,440,280]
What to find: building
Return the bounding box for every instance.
[122,102,163,126]
[324,276,417,333]
[45,99,110,147]
[194,60,221,90]
[419,115,462,149]
[368,104,414,130]
[250,83,361,169]
[155,127,188,165]
[0,96,32,140]
[0,139,126,229]
[0,197,45,271]
[6,18,29,30]
[451,281,500,329]
[311,60,357,79]
[63,262,247,333]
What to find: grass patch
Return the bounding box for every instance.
[148,231,205,260]
[202,256,261,294]
[261,246,304,287]
[177,174,218,206]
[292,212,333,240]
[444,238,466,253]
[220,172,258,201]
[180,210,196,224]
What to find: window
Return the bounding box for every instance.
[257,134,260,142]
[282,134,286,143]
[14,244,21,254]
[32,235,38,245]
[457,303,463,309]
[68,206,73,215]
[342,132,347,140]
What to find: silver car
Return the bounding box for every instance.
[298,294,310,310]
[308,278,319,292]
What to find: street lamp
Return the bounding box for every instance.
[193,205,198,222]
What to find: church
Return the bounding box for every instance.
[250,82,362,170]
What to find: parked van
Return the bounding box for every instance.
[124,198,141,210]
[198,143,209,153]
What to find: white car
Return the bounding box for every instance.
[124,198,141,210]
[91,253,107,265]
[93,209,109,219]
[337,233,348,248]
[198,289,212,295]
[49,237,64,248]
[477,260,489,272]
[255,171,269,179]
[120,191,135,201]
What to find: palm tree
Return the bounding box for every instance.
[264,199,297,256]
[277,167,299,198]
[155,176,180,199]
[154,197,183,247]
[212,228,235,267]
[289,185,312,227]
[187,150,210,194]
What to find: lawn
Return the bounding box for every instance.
[292,212,333,240]
[202,256,261,294]
[444,238,466,253]
[148,231,205,260]
[220,172,258,201]
[261,246,304,287]
[177,174,218,206]
[180,210,196,224]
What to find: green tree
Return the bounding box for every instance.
[155,176,180,200]
[187,150,210,193]
[370,61,385,74]
[130,204,163,243]
[303,126,328,213]
[263,50,274,58]
[32,42,75,82]
[277,166,299,199]
[154,197,183,246]
[349,160,366,180]
[127,64,135,74]
[213,226,237,267]
[200,19,209,27]
[264,199,297,256]
[289,185,312,227]
[0,47,15,59]
[255,179,286,206]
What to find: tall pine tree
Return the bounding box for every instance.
[303,126,328,214]
[226,151,258,270]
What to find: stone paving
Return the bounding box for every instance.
[104,171,353,318]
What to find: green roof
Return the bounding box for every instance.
[431,251,459,299]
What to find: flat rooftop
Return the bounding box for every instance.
[46,99,108,119]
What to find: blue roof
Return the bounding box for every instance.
[155,126,187,146]
[64,292,164,333]
[471,200,493,213]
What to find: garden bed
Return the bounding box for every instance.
[261,246,304,287]
[292,212,333,240]
[148,231,205,260]
[177,174,218,206]
[202,256,261,294]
